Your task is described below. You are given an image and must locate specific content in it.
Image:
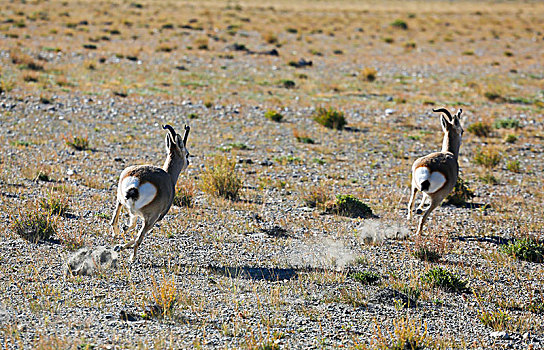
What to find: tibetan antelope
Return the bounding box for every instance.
[407,108,463,235]
[111,124,190,261]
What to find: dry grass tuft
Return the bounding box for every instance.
[201,154,243,200]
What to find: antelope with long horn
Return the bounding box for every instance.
[111,124,190,261]
[407,108,463,235]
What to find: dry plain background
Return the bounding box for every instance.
[1,0,544,348]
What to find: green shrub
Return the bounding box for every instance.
[39,192,69,216]
[327,194,373,218]
[494,118,521,129]
[467,122,492,137]
[473,148,501,168]
[478,309,511,331]
[12,209,57,243]
[391,19,408,30]
[446,176,475,205]
[64,134,89,151]
[503,134,517,143]
[201,155,242,200]
[501,238,544,263]
[484,91,503,102]
[264,110,283,122]
[412,246,441,263]
[361,67,377,82]
[301,184,330,209]
[173,178,195,208]
[313,107,346,130]
[479,174,499,185]
[506,160,521,173]
[280,79,295,89]
[421,267,469,293]
[349,271,380,285]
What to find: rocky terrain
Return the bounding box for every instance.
[1,0,543,348]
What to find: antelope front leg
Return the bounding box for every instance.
[407,185,418,220]
[415,198,441,235]
[110,201,122,238]
[130,220,155,263]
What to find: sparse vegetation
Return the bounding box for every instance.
[39,192,69,216]
[361,67,377,82]
[300,183,331,209]
[12,209,57,243]
[467,122,492,137]
[201,154,243,200]
[445,176,475,205]
[421,267,469,293]
[390,19,408,30]
[1,0,544,347]
[264,109,283,122]
[173,178,195,207]
[473,147,502,168]
[326,194,373,218]
[349,271,380,285]
[501,238,544,263]
[494,117,521,129]
[64,134,89,151]
[313,107,346,130]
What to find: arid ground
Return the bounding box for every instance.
[1,0,544,348]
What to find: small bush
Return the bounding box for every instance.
[327,194,373,219]
[391,19,408,30]
[412,246,441,263]
[374,317,428,350]
[201,155,243,200]
[421,267,469,293]
[349,271,380,285]
[280,79,295,89]
[506,160,521,173]
[445,176,475,205]
[501,238,544,263]
[264,110,283,122]
[503,134,517,144]
[313,107,346,130]
[144,273,178,319]
[23,72,39,82]
[39,192,69,216]
[361,67,377,82]
[300,184,331,209]
[479,174,499,185]
[484,91,503,102]
[64,134,89,151]
[494,117,521,129]
[12,209,57,243]
[473,148,501,168]
[478,309,511,331]
[174,178,195,208]
[293,129,314,144]
[35,170,51,182]
[467,122,492,137]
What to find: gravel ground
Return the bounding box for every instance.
[1,0,544,348]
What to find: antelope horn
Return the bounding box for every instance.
[162,124,177,140]
[182,125,190,146]
[432,108,453,121]
[456,108,463,119]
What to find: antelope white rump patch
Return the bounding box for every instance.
[120,176,157,209]
[414,167,446,193]
[135,182,157,209]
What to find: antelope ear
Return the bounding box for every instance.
[164,133,173,150]
[440,115,450,132]
[175,134,183,148]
